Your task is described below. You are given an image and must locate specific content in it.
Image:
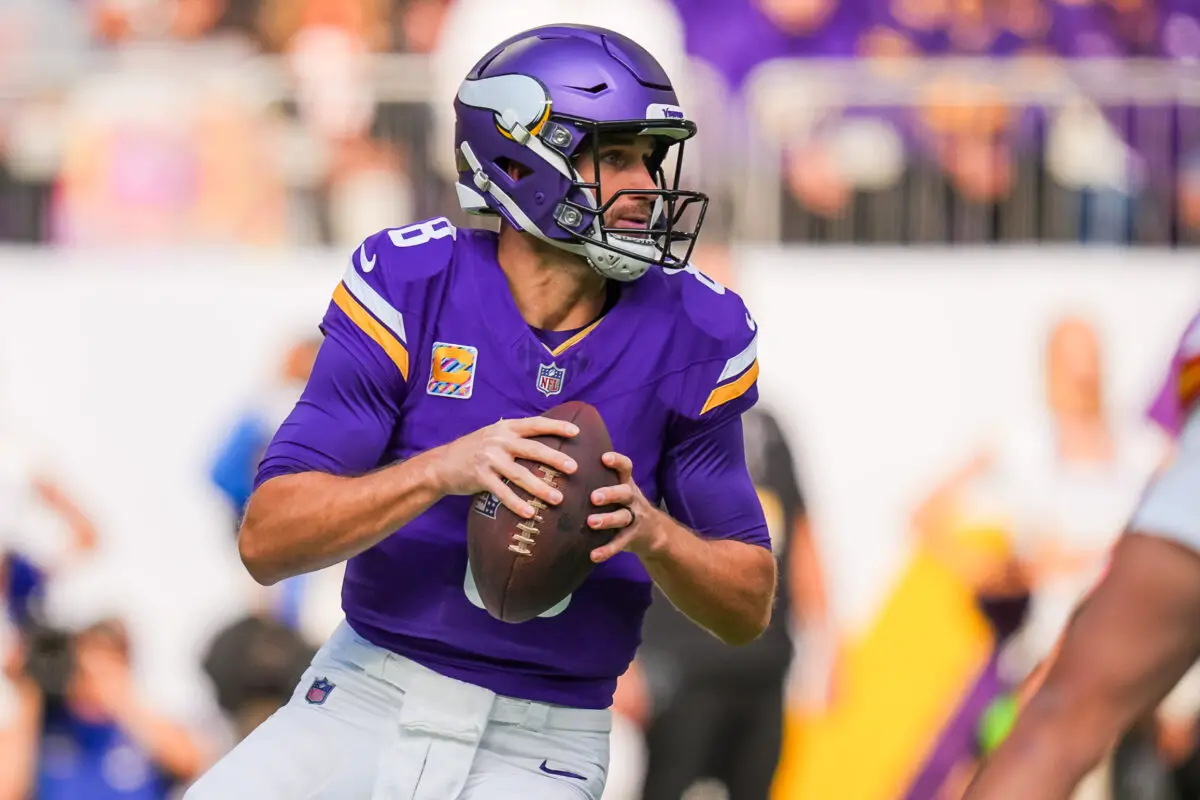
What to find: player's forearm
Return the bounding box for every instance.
[969,532,1200,799]
[239,450,443,585]
[964,694,1108,799]
[639,510,776,646]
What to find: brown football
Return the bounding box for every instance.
[466,401,623,623]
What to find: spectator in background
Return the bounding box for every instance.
[908,445,1033,800]
[915,313,1166,799]
[170,0,268,48]
[0,0,93,244]
[390,0,453,54]
[0,418,99,798]
[998,316,1163,687]
[1178,151,1200,244]
[4,617,210,800]
[261,0,418,248]
[0,461,98,631]
[51,0,288,248]
[667,0,856,94]
[209,335,321,529]
[209,334,343,645]
[199,614,315,747]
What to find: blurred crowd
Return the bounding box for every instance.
[0,0,1199,249]
[0,337,325,800]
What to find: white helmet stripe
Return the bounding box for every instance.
[457,75,549,132]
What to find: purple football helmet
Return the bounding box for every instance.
[453,24,707,281]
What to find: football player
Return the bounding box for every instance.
[184,24,776,800]
[964,311,1200,800]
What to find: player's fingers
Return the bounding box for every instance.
[591,526,637,563]
[507,437,578,475]
[507,416,580,440]
[587,507,635,532]
[492,456,564,507]
[602,451,634,482]
[481,476,536,520]
[591,484,634,507]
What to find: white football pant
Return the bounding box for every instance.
[184,621,611,799]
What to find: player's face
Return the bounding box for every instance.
[575,134,659,233]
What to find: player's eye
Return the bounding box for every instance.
[600,150,626,168]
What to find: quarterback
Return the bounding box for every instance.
[964,311,1200,799]
[185,24,776,800]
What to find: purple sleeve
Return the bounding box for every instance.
[253,303,406,489]
[659,409,772,550]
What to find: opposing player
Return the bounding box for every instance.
[185,24,776,800]
[964,311,1200,799]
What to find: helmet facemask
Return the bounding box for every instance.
[549,118,709,281]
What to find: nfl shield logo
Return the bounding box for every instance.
[305,677,335,705]
[472,491,501,520]
[537,363,566,397]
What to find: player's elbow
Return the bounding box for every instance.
[719,548,777,646]
[237,502,289,587]
[238,521,281,587]
[719,611,772,647]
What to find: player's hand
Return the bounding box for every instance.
[428,416,579,519]
[588,452,665,563]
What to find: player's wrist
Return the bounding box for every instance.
[412,447,450,498]
[631,508,673,563]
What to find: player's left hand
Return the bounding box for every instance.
[587,452,666,564]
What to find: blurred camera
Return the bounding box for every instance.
[22,622,75,701]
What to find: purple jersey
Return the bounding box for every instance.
[256,218,769,709]
[1148,312,1200,438]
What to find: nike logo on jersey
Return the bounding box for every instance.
[539,760,586,780]
[746,313,757,332]
[358,243,376,273]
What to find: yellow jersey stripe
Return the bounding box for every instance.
[1181,357,1200,408]
[701,359,759,415]
[544,316,605,358]
[332,283,410,381]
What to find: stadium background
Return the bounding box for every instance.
[1,1,1199,799]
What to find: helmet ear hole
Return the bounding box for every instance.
[496,157,534,182]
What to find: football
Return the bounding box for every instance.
[466,401,624,623]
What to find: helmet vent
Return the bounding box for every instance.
[567,82,610,94]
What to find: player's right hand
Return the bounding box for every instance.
[427,416,579,519]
